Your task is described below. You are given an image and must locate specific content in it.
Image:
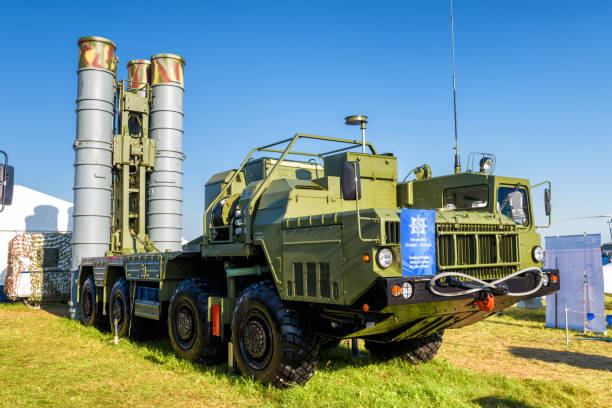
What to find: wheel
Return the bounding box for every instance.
[168,278,225,364]
[80,275,107,329]
[109,278,131,337]
[108,277,150,339]
[365,331,444,364]
[231,281,319,388]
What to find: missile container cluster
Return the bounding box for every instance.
[73,36,559,387]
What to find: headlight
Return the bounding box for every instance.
[391,281,413,298]
[532,246,544,262]
[376,248,393,269]
[401,282,413,299]
[540,272,549,287]
[479,157,493,172]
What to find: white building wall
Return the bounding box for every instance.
[0,185,73,283]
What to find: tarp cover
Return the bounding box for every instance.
[3,232,72,305]
[545,234,606,332]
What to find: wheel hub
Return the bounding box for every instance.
[113,297,124,326]
[82,291,92,316]
[243,318,267,359]
[176,308,194,341]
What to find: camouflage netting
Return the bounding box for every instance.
[3,232,72,306]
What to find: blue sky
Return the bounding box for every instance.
[1,1,610,241]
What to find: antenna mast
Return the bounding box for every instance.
[451,0,461,174]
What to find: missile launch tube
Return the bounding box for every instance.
[127,59,150,97]
[147,53,185,251]
[72,36,116,272]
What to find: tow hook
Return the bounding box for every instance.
[474,293,495,312]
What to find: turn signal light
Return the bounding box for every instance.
[362,303,369,312]
[551,274,558,283]
[362,254,371,263]
[391,284,402,297]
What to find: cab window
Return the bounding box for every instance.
[497,186,530,226]
[443,186,488,210]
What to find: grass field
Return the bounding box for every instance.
[0,298,610,408]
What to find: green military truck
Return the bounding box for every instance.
[77,132,559,387]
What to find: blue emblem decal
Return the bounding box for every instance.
[401,209,436,276]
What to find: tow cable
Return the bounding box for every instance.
[427,268,545,303]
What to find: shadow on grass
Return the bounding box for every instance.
[139,336,382,379]
[485,320,539,330]
[318,345,381,372]
[40,301,71,318]
[473,396,534,408]
[51,308,403,382]
[509,346,612,372]
[496,307,546,323]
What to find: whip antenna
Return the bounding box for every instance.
[451,0,461,174]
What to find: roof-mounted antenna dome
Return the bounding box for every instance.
[344,115,368,153]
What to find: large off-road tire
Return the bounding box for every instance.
[108,277,150,339]
[80,275,107,329]
[365,331,444,364]
[168,278,225,364]
[232,281,320,388]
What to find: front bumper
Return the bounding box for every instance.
[337,269,559,342]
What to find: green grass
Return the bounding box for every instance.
[0,301,610,408]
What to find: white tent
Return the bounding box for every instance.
[604,263,612,295]
[0,185,73,283]
[545,234,607,333]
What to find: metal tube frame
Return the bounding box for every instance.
[203,133,378,241]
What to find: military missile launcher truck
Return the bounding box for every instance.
[73,37,559,388]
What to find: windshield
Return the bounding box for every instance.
[603,244,612,251]
[497,186,530,226]
[443,186,488,210]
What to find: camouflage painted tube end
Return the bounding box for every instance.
[150,53,185,87]
[127,59,151,90]
[78,36,117,72]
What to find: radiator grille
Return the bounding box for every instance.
[320,262,330,298]
[306,263,317,297]
[384,221,400,244]
[500,235,518,263]
[293,262,332,298]
[479,235,497,264]
[436,223,519,280]
[456,235,476,265]
[294,263,304,296]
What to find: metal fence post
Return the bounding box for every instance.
[564,306,569,346]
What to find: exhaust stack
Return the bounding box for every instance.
[72,36,116,271]
[146,54,186,251]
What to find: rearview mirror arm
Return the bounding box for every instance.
[533,180,551,228]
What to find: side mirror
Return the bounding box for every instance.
[341,161,361,200]
[0,150,14,212]
[532,181,551,228]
